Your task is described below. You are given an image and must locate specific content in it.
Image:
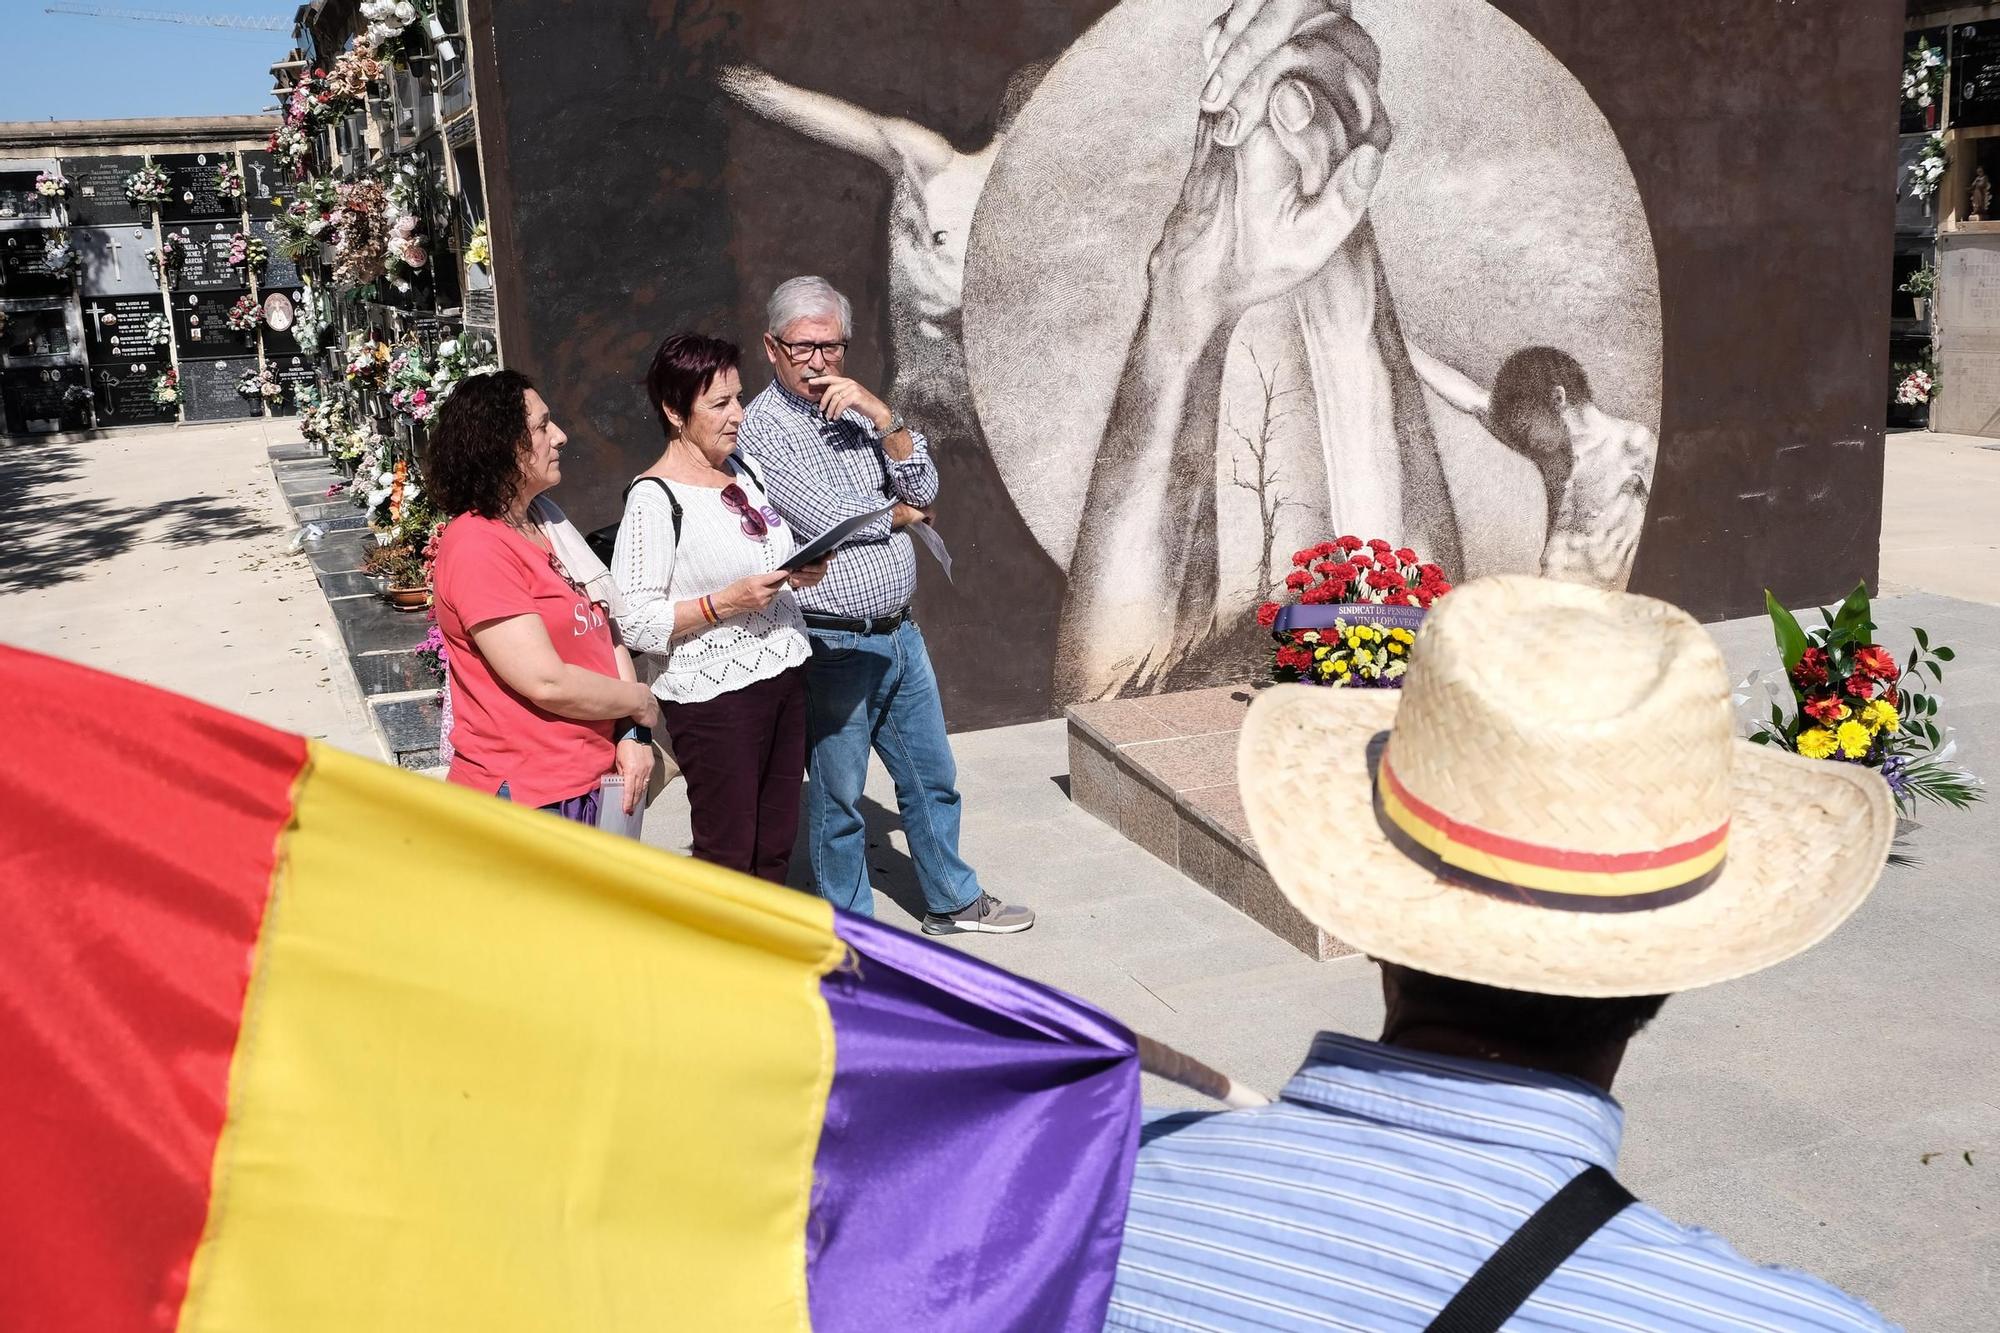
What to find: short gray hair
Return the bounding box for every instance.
[767,275,852,339]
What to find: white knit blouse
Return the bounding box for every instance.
[609,464,810,705]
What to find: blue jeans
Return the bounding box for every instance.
[803,620,981,918]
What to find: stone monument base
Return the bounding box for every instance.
[1066,685,1353,961]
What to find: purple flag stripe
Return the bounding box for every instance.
[810,911,1141,1332]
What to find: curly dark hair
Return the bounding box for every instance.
[423,368,537,520]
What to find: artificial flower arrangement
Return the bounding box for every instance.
[143,313,172,347]
[274,176,340,261]
[41,231,82,280]
[382,159,431,292]
[360,0,425,58]
[215,163,246,200]
[293,280,331,354]
[1256,537,1452,687]
[332,178,391,291]
[34,170,70,199]
[386,334,497,422]
[1905,37,1945,114]
[1911,130,1948,201]
[226,231,269,272]
[225,293,262,334]
[1748,583,1982,817]
[344,331,392,386]
[125,163,170,208]
[236,367,284,403]
[322,41,387,109]
[269,122,312,176]
[145,233,188,287]
[1896,367,1934,407]
[151,367,180,407]
[464,219,490,268]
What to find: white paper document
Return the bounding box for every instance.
[909,520,954,582]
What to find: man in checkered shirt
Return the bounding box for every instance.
[738,276,1035,937]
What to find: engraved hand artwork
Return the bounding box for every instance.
[1153,0,1391,323]
[1060,0,1458,702]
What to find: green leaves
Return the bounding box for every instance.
[1764,590,1808,670]
[1832,582,1874,640]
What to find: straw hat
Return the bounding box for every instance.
[1238,576,1895,997]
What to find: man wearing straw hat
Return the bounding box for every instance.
[1107,577,1896,1331]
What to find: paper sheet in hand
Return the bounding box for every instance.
[783,501,898,571]
[909,519,953,582]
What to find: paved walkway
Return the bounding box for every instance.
[7,422,1994,1327]
[0,419,380,758]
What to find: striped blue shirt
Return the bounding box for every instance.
[1107,1033,1895,1332]
[738,382,939,620]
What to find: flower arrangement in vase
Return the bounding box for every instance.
[226,231,269,272]
[151,367,181,406]
[236,367,284,403]
[224,293,262,334]
[42,231,82,280]
[145,233,188,287]
[1257,538,1452,687]
[464,219,491,268]
[214,163,245,201]
[34,171,70,200]
[143,313,172,348]
[1896,367,1934,407]
[125,164,170,208]
[1749,583,1982,827]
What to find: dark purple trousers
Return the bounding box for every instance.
[659,664,807,884]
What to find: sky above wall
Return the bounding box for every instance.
[0,0,293,122]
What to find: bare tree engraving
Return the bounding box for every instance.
[1225,345,1312,598]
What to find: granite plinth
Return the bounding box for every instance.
[370,693,443,762]
[318,570,381,599]
[281,473,342,499]
[292,499,360,524]
[351,650,441,697]
[1067,684,1352,961]
[308,528,375,574]
[330,584,432,657]
[265,440,319,462]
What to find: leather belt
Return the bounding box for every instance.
[803,609,910,636]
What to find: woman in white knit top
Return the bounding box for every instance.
[612,333,827,882]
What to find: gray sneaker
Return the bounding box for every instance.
[922,893,1036,936]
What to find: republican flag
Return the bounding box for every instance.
[0,644,1141,1331]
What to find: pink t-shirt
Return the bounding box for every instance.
[431,515,617,807]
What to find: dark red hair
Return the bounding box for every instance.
[645,332,739,440]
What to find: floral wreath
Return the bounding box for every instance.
[1257,537,1452,688]
[126,163,171,208]
[225,293,262,334]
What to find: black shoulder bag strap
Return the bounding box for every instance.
[625,475,683,543]
[1422,1166,1635,1333]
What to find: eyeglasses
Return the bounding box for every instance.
[771,335,848,364]
[721,483,769,539]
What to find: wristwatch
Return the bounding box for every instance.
[875,410,907,439]
[616,722,652,746]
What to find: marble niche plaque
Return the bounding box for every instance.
[163,220,245,293]
[249,218,301,289]
[259,288,304,357]
[2,364,92,435]
[74,224,159,297]
[61,156,150,226]
[0,301,81,364]
[90,359,177,427]
[269,352,317,415]
[82,293,170,362]
[179,355,261,422]
[0,229,72,299]
[240,150,282,217]
[158,152,240,223]
[0,168,60,226]
[171,287,256,360]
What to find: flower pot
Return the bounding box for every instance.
[1913,296,1931,322]
[383,584,432,611]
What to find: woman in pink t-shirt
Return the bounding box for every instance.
[423,370,658,823]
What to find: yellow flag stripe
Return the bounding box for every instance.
[178,742,844,1332]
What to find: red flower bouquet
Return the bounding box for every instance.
[1255,539,1452,688]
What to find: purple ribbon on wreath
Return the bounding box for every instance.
[1273,602,1430,638]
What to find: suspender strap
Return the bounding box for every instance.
[1422,1165,1635,1333]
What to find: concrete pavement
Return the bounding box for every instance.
[0,419,380,758]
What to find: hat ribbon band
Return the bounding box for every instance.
[1374,758,1729,914]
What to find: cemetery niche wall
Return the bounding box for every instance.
[0,117,298,439]
[471,0,1904,729]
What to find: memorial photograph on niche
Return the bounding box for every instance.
[480,0,1895,722]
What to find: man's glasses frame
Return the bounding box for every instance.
[770,335,849,364]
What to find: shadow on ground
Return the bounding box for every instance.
[785,785,930,920]
[0,440,275,594]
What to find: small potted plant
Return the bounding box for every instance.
[1901,264,1938,322]
[362,539,432,609]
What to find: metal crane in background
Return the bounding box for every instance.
[42,5,291,31]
